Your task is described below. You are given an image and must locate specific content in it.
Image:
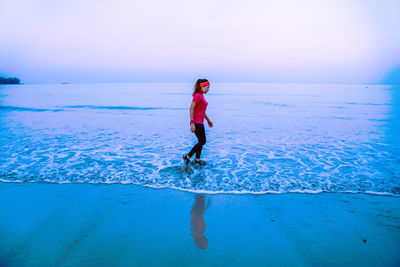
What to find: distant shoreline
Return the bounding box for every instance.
[0,76,20,84]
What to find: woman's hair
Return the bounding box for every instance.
[193,79,209,96]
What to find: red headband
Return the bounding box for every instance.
[200,81,210,87]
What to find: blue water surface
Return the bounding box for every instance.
[0,83,399,195]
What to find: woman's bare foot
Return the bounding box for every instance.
[193,158,206,166]
[183,154,190,165]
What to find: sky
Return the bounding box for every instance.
[1,0,400,84]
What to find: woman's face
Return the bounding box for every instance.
[201,85,210,94]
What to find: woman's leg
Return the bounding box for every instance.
[195,124,206,159]
[187,124,206,159]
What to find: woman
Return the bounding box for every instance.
[183,79,213,166]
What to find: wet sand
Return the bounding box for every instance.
[0,183,399,266]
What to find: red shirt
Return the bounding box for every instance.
[192,93,208,124]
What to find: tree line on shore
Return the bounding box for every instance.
[0,76,21,84]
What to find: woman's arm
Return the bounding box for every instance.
[190,101,197,121]
[190,101,197,132]
[204,113,210,122]
[204,113,213,128]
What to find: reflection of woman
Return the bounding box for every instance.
[190,194,211,249]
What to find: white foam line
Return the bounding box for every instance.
[1,180,399,197]
[364,190,396,196]
[0,179,23,183]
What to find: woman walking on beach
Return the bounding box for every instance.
[183,79,213,166]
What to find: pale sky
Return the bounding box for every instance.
[1,0,400,83]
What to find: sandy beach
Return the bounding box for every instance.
[1,183,399,266]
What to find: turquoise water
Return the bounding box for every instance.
[0,83,399,195]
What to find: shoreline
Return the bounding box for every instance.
[0,180,399,197]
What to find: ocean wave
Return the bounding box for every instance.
[61,105,184,110]
[0,105,64,112]
[0,105,184,112]
[1,136,399,197]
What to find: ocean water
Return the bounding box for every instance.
[0,82,399,196]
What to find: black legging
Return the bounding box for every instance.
[188,123,206,159]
